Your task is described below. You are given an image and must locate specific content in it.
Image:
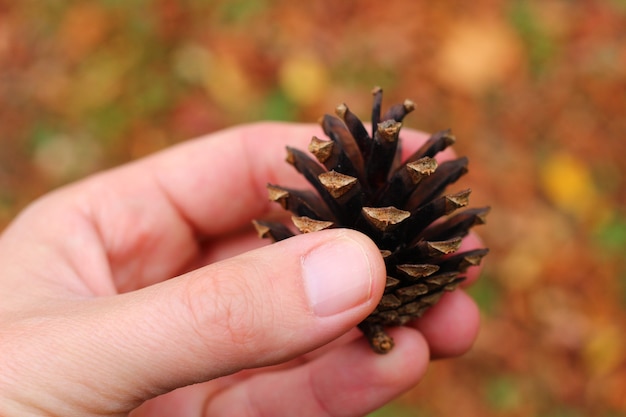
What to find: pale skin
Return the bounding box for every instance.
[0,122,482,416]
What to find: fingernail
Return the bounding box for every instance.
[302,236,373,317]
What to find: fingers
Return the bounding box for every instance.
[205,327,429,417]
[1,230,386,414]
[75,122,432,239]
[459,231,485,286]
[143,122,319,237]
[412,290,481,359]
[144,122,431,236]
[132,293,480,416]
[12,122,430,291]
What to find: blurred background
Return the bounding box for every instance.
[1,1,626,416]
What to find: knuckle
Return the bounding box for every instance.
[180,264,268,354]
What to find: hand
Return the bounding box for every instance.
[0,122,482,416]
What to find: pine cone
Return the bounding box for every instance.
[254,87,489,354]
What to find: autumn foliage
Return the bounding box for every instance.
[1,1,626,416]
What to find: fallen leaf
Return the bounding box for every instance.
[278,52,328,106]
[436,18,523,94]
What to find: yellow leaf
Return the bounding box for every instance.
[203,54,256,112]
[279,53,328,106]
[539,152,598,219]
[584,323,625,377]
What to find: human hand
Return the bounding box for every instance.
[0,122,482,416]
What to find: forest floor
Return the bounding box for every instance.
[1,1,626,416]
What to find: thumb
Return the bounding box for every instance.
[16,229,385,413]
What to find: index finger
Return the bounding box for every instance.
[139,121,433,236]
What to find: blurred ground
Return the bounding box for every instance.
[1,1,626,416]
